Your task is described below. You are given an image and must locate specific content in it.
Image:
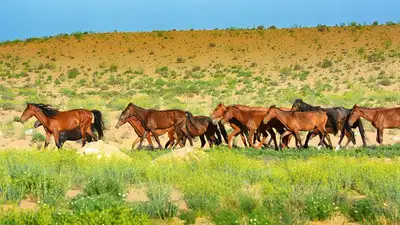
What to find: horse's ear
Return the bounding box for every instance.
[270,105,276,108]
[353,104,358,109]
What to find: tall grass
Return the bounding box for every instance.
[0,147,399,224]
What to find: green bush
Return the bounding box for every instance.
[31,131,46,143]
[67,68,80,79]
[317,58,332,68]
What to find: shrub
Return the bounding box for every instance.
[367,52,385,63]
[317,59,332,68]
[32,131,46,143]
[209,43,216,48]
[67,68,80,79]
[109,64,118,72]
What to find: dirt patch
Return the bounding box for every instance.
[125,187,150,203]
[309,214,359,225]
[19,197,37,211]
[154,146,208,162]
[66,188,82,199]
[170,189,189,212]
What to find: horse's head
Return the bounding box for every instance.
[220,106,235,124]
[211,103,226,123]
[348,104,361,126]
[263,105,277,124]
[116,103,134,128]
[20,103,36,123]
[291,99,304,111]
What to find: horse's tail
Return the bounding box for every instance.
[185,111,200,134]
[91,110,104,139]
[218,121,229,144]
[326,111,338,135]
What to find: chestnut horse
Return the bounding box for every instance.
[291,99,366,149]
[211,103,250,148]
[34,120,94,147]
[115,115,178,149]
[263,106,332,149]
[116,103,197,149]
[349,104,400,144]
[171,116,224,148]
[219,105,291,150]
[20,103,104,148]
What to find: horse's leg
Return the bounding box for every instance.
[248,129,260,149]
[85,127,98,142]
[44,132,51,148]
[146,134,154,148]
[294,131,302,149]
[280,130,293,150]
[131,137,140,149]
[378,128,384,145]
[150,130,163,149]
[325,134,333,149]
[80,126,87,148]
[267,129,278,150]
[228,127,241,148]
[239,132,248,147]
[303,131,316,148]
[200,135,206,148]
[138,131,149,150]
[53,131,62,149]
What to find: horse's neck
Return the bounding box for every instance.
[274,110,291,126]
[34,109,51,127]
[131,105,148,120]
[359,108,378,122]
[231,108,247,124]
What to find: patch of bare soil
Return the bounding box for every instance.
[66,188,82,199]
[309,214,359,225]
[19,196,37,211]
[125,187,150,203]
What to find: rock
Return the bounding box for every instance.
[77,140,130,160]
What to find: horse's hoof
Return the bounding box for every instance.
[317,146,322,150]
[335,145,340,151]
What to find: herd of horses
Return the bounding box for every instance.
[19,99,400,150]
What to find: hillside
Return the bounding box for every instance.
[0,24,399,149]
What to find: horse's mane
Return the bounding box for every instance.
[29,103,60,118]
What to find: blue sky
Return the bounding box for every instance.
[1,0,399,41]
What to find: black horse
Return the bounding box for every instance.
[291,99,367,149]
[34,120,93,147]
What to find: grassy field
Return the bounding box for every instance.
[1,145,400,224]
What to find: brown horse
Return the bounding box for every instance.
[291,99,366,149]
[116,103,197,149]
[115,115,178,149]
[263,106,332,149]
[211,103,250,148]
[20,103,104,148]
[34,120,94,147]
[348,104,400,144]
[219,105,287,150]
[172,116,223,148]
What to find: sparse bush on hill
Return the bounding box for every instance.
[209,43,216,48]
[67,68,80,79]
[367,52,385,63]
[317,58,333,68]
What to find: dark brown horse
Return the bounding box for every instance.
[20,103,104,148]
[211,103,249,148]
[116,103,197,149]
[34,120,94,147]
[115,115,178,149]
[171,116,224,148]
[349,105,400,145]
[291,99,366,149]
[263,106,332,149]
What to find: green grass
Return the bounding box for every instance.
[0,146,399,224]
